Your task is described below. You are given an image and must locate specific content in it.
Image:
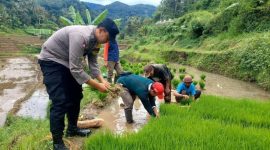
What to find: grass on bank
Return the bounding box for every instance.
[121,31,270,90]
[0,86,101,149]
[84,95,270,150]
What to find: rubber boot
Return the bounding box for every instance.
[53,143,68,150]
[52,136,68,150]
[124,109,134,124]
[66,125,92,137]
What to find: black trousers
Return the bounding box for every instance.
[39,60,83,140]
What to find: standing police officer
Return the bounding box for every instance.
[38,18,119,150]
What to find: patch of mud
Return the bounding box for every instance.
[81,97,151,135]
[0,58,37,83]
[0,82,16,95]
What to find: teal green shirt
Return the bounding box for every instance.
[117,74,156,116]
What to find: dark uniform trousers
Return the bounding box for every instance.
[39,60,83,141]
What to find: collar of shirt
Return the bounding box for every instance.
[148,83,152,92]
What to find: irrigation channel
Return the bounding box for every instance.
[0,57,270,134]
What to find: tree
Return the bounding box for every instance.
[0,4,10,26]
[125,16,143,36]
[59,6,109,26]
[155,0,198,20]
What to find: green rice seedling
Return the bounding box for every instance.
[135,70,140,75]
[182,67,186,73]
[179,74,185,81]
[200,74,206,81]
[171,73,175,79]
[179,96,193,105]
[84,95,270,150]
[98,92,108,101]
[100,66,107,74]
[179,67,186,73]
[199,80,206,90]
[120,59,127,65]
[193,80,198,86]
[173,68,177,73]
[172,79,180,89]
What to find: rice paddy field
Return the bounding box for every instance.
[84,95,270,150]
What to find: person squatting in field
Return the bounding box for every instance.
[173,75,201,103]
[117,72,164,123]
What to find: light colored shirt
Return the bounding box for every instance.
[39,25,100,85]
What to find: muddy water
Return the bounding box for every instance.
[97,97,157,134]
[0,57,40,126]
[16,87,49,119]
[171,64,270,100]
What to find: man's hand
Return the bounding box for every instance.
[101,79,111,88]
[153,107,159,118]
[183,95,189,99]
[96,83,108,92]
[86,79,108,93]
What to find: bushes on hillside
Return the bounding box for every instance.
[192,35,270,90]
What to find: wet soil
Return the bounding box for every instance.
[16,87,49,119]
[0,57,41,126]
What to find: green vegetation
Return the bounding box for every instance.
[24,28,53,37]
[121,0,270,90]
[200,74,206,81]
[121,62,145,75]
[1,0,270,149]
[179,74,185,81]
[59,6,109,26]
[172,79,180,89]
[179,96,193,105]
[193,80,198,86]
[21,45,42,54]
[0,116,50,149]
[84,95,270,149]
[178,67,186,73]
[199,80,206,90]
[80,85,108,109]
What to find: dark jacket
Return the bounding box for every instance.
[149,64,173,85]
[108,40,119,62]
